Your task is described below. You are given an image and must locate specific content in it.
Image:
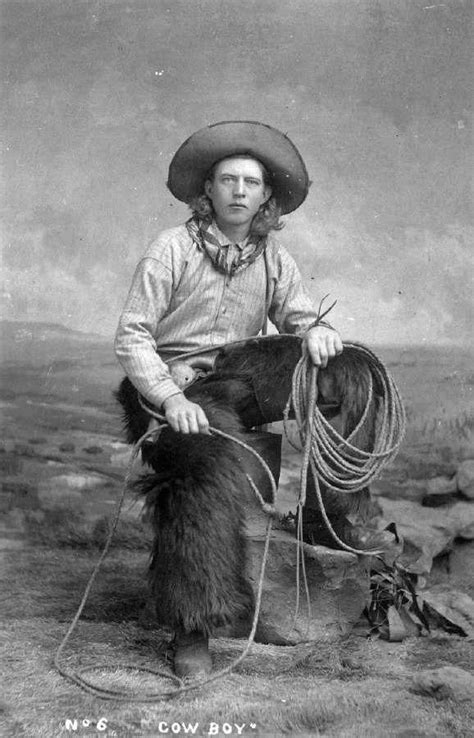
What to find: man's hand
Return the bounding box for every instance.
[162,393,210,434]
[304,325,343,368]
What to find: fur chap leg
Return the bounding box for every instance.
[140,430,255,636]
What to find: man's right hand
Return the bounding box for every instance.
[162,393,210,434]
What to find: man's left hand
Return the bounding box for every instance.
[304,325,343,368]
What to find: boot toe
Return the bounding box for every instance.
[173,631,212,679]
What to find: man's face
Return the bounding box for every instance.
[204,157,271,233]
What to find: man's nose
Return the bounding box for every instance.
[233,178,246,196]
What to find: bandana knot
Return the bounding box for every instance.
[185,216,267,276]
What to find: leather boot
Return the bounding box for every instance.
[173,629,212,679]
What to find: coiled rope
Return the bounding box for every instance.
[54,341,405,700]
[285,342,406,552]
[283,342,406,621]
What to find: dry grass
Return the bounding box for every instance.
[23,507,153,551]
[1,547,473,737]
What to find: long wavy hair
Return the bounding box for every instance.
[188,157,284,238]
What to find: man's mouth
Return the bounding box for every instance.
[229,203,247,209]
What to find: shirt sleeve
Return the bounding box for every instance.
[114,255,183,408]
[267,246,323,335]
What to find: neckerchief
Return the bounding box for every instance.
[185,216,267,276]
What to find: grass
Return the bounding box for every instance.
[1,547,473,737]
[377,407,474,482]
[23,506,153,551]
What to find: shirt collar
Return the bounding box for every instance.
[209,220,248,250]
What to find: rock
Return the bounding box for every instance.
[277,465,299,490]
[0,440,16,454]
[108,441,130,451]
[0,454,23,475]
[380,605,407,642]
[422,475,459,508]
[83,445,103,455]
[420,587,474,638]
[110,449,133,468]
[38,473,104,513]
[274,466,299,513]
[14,443,38,457]
[39,473,106,493]
[457,460,474,499]
[412,666,474,702]
[219,525,370,645]
[37,485,84,511]
[447,540,474,596]
[59,442,75,453]
[378,498,474,574]
[448,503,474,540]
[228,481,370,645]
[374,476,458,505]
[371,478,427,503]
[0,480,39,512]
[425,475,458,497]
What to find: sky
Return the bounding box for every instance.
[1,0,473,346]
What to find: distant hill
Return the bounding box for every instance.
[0,319,106,344]
[0,320,112,367]
[1,318,472,420]
[0,320,120,411]
[0,319,472,471]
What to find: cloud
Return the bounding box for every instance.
[280,210,473,345]
[2,259,124,336]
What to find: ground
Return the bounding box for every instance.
[1,322,473,737]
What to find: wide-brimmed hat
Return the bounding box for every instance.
[167,120,310,214]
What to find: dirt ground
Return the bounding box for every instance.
[1,323,473,737]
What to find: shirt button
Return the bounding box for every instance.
[222,308,227,314]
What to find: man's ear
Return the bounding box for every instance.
[204,179,213,198]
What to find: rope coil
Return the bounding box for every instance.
[285,342,406,557]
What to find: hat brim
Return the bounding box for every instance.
[167,121,309,215]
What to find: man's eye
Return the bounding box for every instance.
[247,180,260,186]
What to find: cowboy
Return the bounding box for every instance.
[115,121,343,437]
[114,121,344,677]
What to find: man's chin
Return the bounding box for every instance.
[223,209,252,224]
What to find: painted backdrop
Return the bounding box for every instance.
[2,0,472,345]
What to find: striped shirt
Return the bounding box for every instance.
[114,221,321,407]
